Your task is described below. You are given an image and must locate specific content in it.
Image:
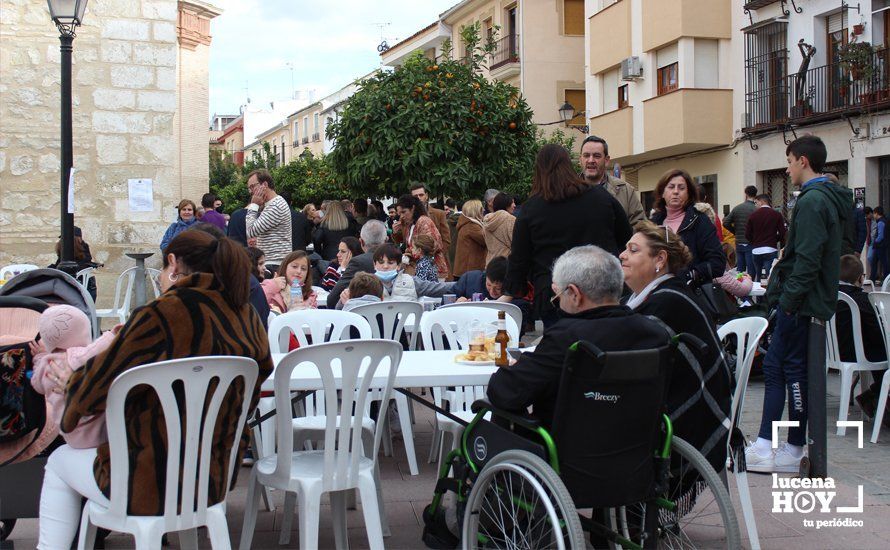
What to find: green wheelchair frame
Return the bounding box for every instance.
[423,403,676,549]
[420,336,741,549]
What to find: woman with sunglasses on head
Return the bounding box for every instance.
[620,221,731,473]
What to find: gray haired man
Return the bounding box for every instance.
[326,220,388,308]
[487,245,668,426]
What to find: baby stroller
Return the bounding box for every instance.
[0,270,98,541]
[0,268,99,338]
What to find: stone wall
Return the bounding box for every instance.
[0,0,218,291]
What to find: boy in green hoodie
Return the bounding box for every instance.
[747,135,853,474]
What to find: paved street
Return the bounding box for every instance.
[4,369,890,549]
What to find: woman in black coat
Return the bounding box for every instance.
[502,144,632,327]
[649,169,725,285]
[312,200,359,261]
[620,221,732,472]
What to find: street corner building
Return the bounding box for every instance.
[0,0,221,271]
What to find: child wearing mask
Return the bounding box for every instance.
[340,244,454,304]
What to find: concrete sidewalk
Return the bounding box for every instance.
[4,371,890,549]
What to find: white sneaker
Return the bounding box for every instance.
[773,443,804,474]
[744,442,774,473]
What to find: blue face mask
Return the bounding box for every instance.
[375,269,398,282]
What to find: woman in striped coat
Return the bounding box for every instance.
[37,229,273,548]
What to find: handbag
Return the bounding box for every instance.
[699,283,739,322]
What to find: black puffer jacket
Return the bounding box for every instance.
[652,206,726,283]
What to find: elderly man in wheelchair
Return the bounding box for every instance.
[422,246,740,549]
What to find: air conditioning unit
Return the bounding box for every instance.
[620,56,642,81]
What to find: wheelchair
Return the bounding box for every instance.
[421,338,741,549]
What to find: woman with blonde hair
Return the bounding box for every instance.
[620,221,731,472]
[312,199,359,260]
[453,199,487,277]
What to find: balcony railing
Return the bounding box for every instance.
[312,132,320,142]
[745,48,890,130]
[302,136,309,144]
[489,34,519,69]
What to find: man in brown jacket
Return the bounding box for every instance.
[580,136,645,226]
[411,183,452,273]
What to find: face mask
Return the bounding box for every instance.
[375,269,398,282]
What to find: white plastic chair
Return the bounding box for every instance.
[77,356,259,550]
[438,300,523,334]
[718,317,768,550]
[265,309,383,544]
[239,340,403,550]
[883,274,890,292]
[145,268,161,300]
[0,264,38,280]
[827,292,889,436]
[863,280,876,293]
[75,267,95,291]
[95,267,137,324]
[418,306,519,465]
[351,301,424,476]
[868,292,890,443]
[267,308,370,353]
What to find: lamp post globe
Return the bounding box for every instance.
[558,101,575,124]
[47,0,88,274]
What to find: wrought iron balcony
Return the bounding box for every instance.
[489,34,519,70]
[302,136,309,144]
[312,132,320,142]
[744,48,890,131]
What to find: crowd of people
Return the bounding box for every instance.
[17,130,886,547]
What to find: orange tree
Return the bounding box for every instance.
[327,24,536,200]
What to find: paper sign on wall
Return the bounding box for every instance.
[67,168,75,214]
[128,178,153,212]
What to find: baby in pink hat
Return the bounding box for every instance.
[31,305,120,448]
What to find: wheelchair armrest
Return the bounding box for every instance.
[471,399,542,430]
[675,333,709,357]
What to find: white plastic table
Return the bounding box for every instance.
[264,349,499,391]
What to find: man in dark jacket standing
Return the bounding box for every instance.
[748,135,853,475]
[227,207,248,246]
[488,245,668,426]
[724,185,757,276]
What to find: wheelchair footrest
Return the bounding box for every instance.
[422,503,459,549]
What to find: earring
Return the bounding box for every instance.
[168,272,179,282]
[655,265,661,274]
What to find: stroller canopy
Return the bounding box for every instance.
[0,269,98,338]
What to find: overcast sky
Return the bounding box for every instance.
[208,0,457,117]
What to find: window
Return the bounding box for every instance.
[657,63,678,95]
[744,21,787,127]
[484,17,493,41]
[303,116,309,143]
[281,136,286,164]
[314,113,320,135]
[292,121,298,144]
[618,84,629,109]
[564,89,586,126]
[564,0,584,35]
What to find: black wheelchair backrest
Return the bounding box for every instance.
[550,340,673,509]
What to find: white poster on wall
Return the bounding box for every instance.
[128,178,153,212]
[67,168,75,214]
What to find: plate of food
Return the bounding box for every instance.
[454,350,496,365]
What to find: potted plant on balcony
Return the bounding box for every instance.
[838,39,876,83]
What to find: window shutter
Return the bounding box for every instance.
[827,11,848,34]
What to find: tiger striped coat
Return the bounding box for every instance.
[62,273,273,515]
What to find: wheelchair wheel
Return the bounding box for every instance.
[612,437,740,549]
[462,450,585,550]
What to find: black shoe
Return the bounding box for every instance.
[856,390,877,419]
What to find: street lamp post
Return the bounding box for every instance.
[47,0,88,275]
[539,102,589,134]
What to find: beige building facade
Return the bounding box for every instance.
[382,0,587,130]
[585,0,738,213]
[0,0,221,272]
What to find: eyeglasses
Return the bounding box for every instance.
[550,286,568,305]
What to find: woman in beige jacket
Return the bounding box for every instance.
[453,200,488,277]
[483,192,516,264]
